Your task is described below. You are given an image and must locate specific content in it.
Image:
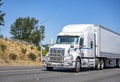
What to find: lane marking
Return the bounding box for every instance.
[74,72,89,76]
[0,68,41,73]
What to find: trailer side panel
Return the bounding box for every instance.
[99,27,120,58]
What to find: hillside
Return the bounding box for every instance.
[0,38,41,66]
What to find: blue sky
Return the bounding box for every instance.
[1,0,120,44]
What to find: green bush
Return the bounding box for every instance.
[0,44,7,52]
[9,53,17,60]
[5,60,9,63]
[28,53,36,61]
[21,48,27,54]
[37,46,40,51]
[30,46,34,50]
[42,50,48,57]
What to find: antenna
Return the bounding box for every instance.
[40,16,54,63]
[39,16,54,25]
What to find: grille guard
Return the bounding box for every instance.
[48,53,64,63]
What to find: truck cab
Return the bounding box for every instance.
[45,24,96,72]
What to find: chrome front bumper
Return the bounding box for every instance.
[44,60,76,68]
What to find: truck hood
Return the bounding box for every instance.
[51,44,71,50]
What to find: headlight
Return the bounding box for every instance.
[65,55,73,65]
[66,55,73,60]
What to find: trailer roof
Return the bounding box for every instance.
[61,24,120,36]
[62,24,95,33]
[98,25,120,36]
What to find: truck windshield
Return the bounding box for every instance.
[56,36,79,44]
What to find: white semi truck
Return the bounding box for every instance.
[45,24,120,72]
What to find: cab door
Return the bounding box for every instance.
[84,31,96,67]
[84,31,95,57]
[88,32,95,57]
[88,32,96,67]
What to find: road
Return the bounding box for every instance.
[0,66,120,82]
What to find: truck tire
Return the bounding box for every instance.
[46,67,54,71]
[100,59,104,70]
[116,59,120,68]
[95,60,100,70]
[74,58,81,72]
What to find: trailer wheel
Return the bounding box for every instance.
[116,59,120,68]
[95,60,100,70]
[46,67,54,71]
[100,59,104,70]
[74,58,81,72]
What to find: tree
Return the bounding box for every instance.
[0,0,5,25]
[10,17,45,46]
[29,25,45,45]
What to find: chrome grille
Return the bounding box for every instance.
[49,48,65,63]
[50,48,64,55]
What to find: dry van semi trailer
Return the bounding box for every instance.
[45,24,120,72]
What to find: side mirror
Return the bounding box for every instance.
[90,41,93,49]
[50,39,55,46]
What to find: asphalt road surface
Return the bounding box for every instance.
[0,66,120,82]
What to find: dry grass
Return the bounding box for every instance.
[0,38,41,66]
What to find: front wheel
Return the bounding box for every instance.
[46,67,54,71]
[74,58,81,72]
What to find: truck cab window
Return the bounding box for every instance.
[56,36,79,44]
[80,38,84,47]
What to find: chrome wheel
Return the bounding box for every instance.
[75,58,81,72]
